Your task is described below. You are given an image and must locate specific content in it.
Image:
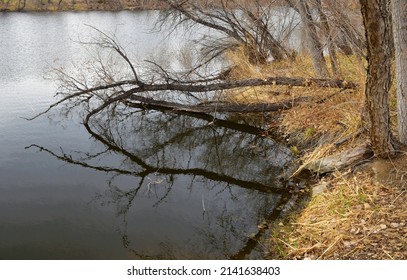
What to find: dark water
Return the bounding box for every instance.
[0,11,296,259]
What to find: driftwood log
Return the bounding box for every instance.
[305,144,374,174]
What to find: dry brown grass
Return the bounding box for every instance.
[267,164,407,260]
[225,47,367,155]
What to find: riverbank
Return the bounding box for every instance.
[224,49,406,259]
[264,64,406,259]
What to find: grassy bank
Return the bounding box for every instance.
[225,48,406,259]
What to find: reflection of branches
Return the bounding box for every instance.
[106,124,288,189]
[230,179,312,259]
[26,105,302,258]
[27,101,307,259]
[30,141,282,195]
[94,118,288,192]
[122,238,175,260]
[27,113,288,202]
[25,144,140,176]
[111,177,145,217]
[152,176,174,208]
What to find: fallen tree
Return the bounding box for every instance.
[30,26,357,133]
[32,72,356,125]
[128,94,309,113]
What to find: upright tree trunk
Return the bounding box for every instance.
[391,0,407,144]
[297,0,330,78]
[360,0,396,157]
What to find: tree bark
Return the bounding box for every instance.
[297,0,330,78]
[391,0,407,144]
[360,0,396,157]
[305,144,373,174]
[134,76,356,93]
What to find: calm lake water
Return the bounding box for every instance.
[0,11,296,259]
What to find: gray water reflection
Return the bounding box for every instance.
[0,11,296,259]
[28,107,294,259]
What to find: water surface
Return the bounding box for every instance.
[0,11,295,259]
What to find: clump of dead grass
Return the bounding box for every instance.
[279,88,365,147]
[267,169,407,259]
[224,48,367,153]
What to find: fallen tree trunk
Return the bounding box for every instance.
[304,144,374,174]
[127,95,312,113]
[136,76,357,92]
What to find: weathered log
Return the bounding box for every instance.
[136,76,357,92]
[127,95,311,113]
[261,76,356,89]
[305,144,373,174]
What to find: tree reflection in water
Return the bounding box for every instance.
[28,108,301,259]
